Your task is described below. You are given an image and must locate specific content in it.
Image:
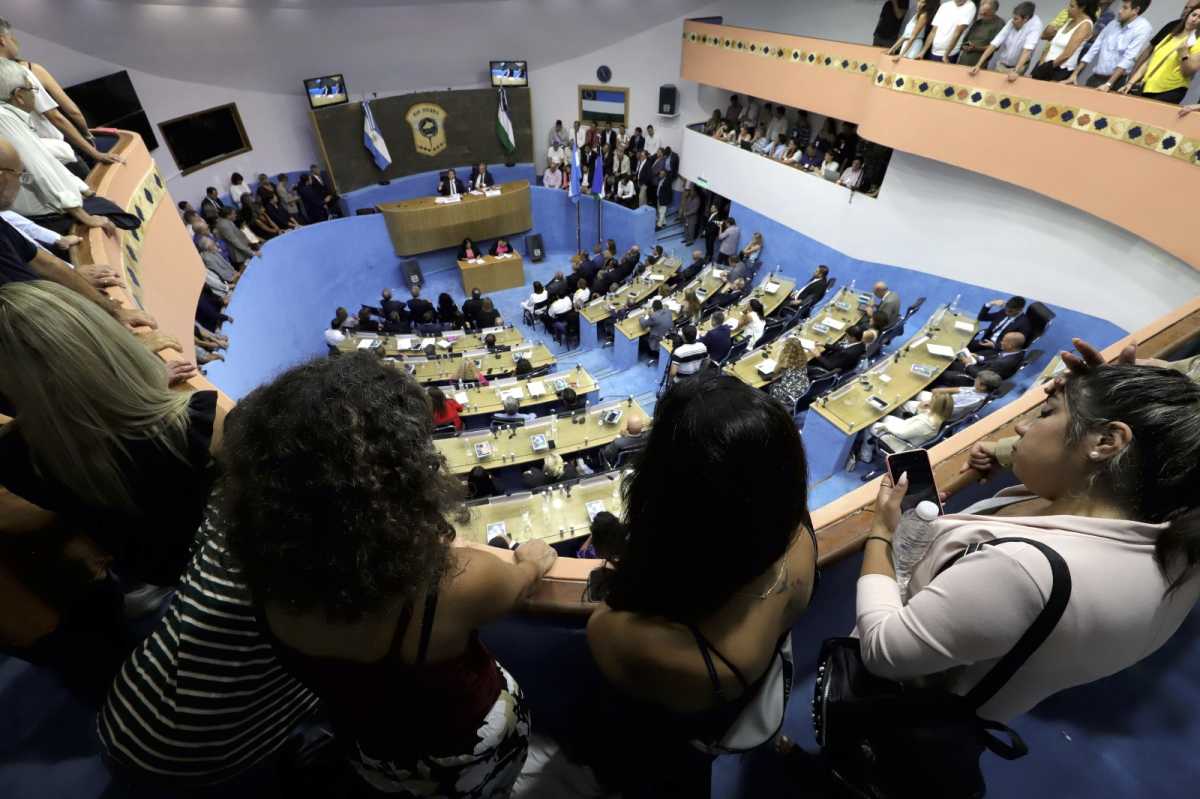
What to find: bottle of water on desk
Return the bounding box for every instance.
[891,500,942,603]
[950,294,960,314]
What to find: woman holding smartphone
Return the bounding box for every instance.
[857,364,1200,723]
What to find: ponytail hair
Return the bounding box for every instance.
[1064,365,1200,591]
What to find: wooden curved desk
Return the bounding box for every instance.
[379,180,533,256]
[455,471,626,547]
[661,275,797,356]
[579,257,683,325]
[387,343,556,384]
[454,367,599,419]
[338,326,525,357]
[615,265,726,340]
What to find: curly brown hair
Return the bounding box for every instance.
[221,353,464,621]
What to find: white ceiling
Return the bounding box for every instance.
[9,0,714,94]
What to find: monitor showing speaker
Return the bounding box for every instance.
[657,84,678,117]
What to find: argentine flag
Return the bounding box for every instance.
[363,100,391,171]
[568,141,581,204]
[496,87,516,154]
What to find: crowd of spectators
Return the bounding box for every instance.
[880,0,1200,105]
[702,96,895,195]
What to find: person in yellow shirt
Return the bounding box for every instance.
[1121,6,1200,102]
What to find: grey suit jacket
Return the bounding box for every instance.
[639,308,674,345]
[875,290,901,329]
[214,217,255,263]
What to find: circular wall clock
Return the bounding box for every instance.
[596,65,612,83]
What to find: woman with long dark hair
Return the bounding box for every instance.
[586,372,819,795]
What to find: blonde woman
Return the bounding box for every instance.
[768,337,812,409]
[522,451,578,489]
[740,231,764,264]
[870,391,954,453]
[680,287,703,326]
[455,356,489,387]
[0,280,222,587]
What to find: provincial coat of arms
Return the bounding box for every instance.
[405,103,448,156]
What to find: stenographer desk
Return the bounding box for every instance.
[804,306,978,481]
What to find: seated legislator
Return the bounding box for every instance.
[407,286,434,321]
[461,287,484,325]
[0,281,218,629]
[522,452,579,489]
[494,397,535,427]
[971,295,1033,352]
[668,325,708,382]
[584,373,818,796]
[489,237,514,256]
[789,264,831,312]
[701,311,734,363]
[810,327,877,374]
[858,365,1200,744]
[669,249,707,289]
[467,161,495,191]
[905,370,1003,420]
[437,168,465,197]
[768,337,813,409]
[939,330,1026,386]
[437,292,463,327]
[428,386,463,431]
[101,354,558,792]
[476,298,502,328]
[457,237,480,260]
[601,415,648,468]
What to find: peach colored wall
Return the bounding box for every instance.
[681,22,1200,269]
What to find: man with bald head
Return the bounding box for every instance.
[0,137,153,329]
[602,414,648,468]
[870,281,901,330]
[938,330,1027,386]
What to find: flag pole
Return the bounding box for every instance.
[576,199,581,254]
[597,194,602,247]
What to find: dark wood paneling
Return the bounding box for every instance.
[311,88,534,194]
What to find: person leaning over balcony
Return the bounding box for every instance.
[1061,0,1153,89]
[921,0,980,62]
[1032,0,1097,79]
[891,0,940,59]
[958,1,1007,66]
[1120,5,1200,102]
[969,2,1046,78]
[874,0,913,47]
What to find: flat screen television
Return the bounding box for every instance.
[490,61,528,87]
[304,74,348,109]
[64,70,158,150]
[157,103,252,176]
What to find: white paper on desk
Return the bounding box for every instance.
[435,196,462,204]
[764,281,781,295]
[395,337,413,350]
[436,339,451,349]
[910,335,930,349]
[453,391,469,405]
[356,338,376,350]
[485,189,502,197]
[799,337,816,350]
[419,337,436,349]
[926,343,957,358]
[526,381,547,397]
[757,358,778,376]
[954,320,975,333]
[647,273,667,281]
[663,299,682,313]
[499,388,524,402]
[878,374,893,383]
[821,317,846,331]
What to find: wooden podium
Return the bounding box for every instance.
[378,180,533,256]
[457,253,526,294]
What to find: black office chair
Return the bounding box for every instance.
[718,337,751,368]
[1020,348,1046,371]
[609,446,646,470]
[1023,302,1056,347]
[757,317,790,348]
[432,423,459,439]
[523,297,550,327]
[794,370,839,414]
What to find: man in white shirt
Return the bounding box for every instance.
[838,157,865,190]
[0,61,114,234]
[547,291,573,319]
[904,371,1002,419]
[549,119,570,150]
[922,0,979,61]
[1063,0,1153,90]
[969,2,1045,79]
[820,151,842,182]
[573,120,589,148]
[643,124,661,156]
[0,208,79,251]
[547,142,567,167]
[765,106,789,142]
[542,165,563,189]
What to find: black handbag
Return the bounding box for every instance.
[812,537,1072,799]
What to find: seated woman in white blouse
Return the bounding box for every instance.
[742,298,767,349]
[520,280,547,313]
[869,392,953,453]
[858,364,1200,723]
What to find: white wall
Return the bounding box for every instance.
[680,128,1200,331]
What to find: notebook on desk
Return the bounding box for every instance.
[955,320,975,333]
[527,381,547,397]
[756,358,778,376]
[454,391,469,405]
[926,343,957,358]
[821,317,846,331]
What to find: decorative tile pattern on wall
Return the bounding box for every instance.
[120,166,166,310]
[684,30,879,80]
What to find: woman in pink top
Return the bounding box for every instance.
[858,364,1200,722]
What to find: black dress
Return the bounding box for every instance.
[0,391,218,586]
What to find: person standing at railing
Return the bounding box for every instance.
[1031,0,1097,80]
[1119,5,1200,102]
[969,2,1046,79]
[921,0,979,62]
[1061,0,1153,90]
[891,0,941,59]
[874,0,913,47]
[958,0,1006,66]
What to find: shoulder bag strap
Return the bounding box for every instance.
[961,537,1072,709]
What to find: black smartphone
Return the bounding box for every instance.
[885,448,943,515]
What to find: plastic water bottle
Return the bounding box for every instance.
[849,278,856,292]
[891,500,942,602]
[950,294,960,313]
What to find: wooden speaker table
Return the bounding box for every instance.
[457,253,526,294]
[378,180,533,256]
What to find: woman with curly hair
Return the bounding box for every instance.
[222,353,557,796]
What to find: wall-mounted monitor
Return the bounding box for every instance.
[304,74,349,109]
[158,103,252,176]
[63,70,158,150]
[490,61,528,87]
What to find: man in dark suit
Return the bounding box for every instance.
[634,150,653,206]
[703,205,723,263]
[467,162,495,191]
[628,127,646,157]
[654,171,673,230]
[701,311,734,362]
[810,328,877,374]
[662,146,680,178]
[592,265,617,297]
[200,187,225,222]
[614,246,640,283]
[437,168,466,197]
[589,243,607,273]
[407,286,434,322]
[378,288,408,321]
[790,265,830,311]
[869,281,901,331]
[308,164,341,216]
[971,296,1033,352]
[601,415,647,468]
[938,331,1027,386]
[461,288,484,325]
[670,250,707,289]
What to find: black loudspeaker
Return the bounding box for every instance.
[658,85,678,116]
[525,233,545,263]
[400,258,424,288]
